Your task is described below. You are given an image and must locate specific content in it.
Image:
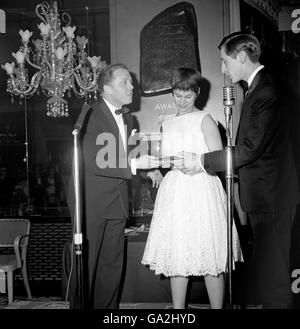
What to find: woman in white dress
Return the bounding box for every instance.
[141,67,242,309]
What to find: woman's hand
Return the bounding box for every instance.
[172,151,203,175]
[135,155,160,169]
[147,170,163,188]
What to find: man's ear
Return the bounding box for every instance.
[237,50,247,64]
[103,84,112,95]
[236,50,248,64]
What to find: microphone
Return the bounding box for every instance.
[223,85,235,107]
[74,103,91,131]
[223,86,235,126]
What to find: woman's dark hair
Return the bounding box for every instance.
[171,67,202,94]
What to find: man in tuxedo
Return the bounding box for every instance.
[174,33,300,308]
[70,63,159,309]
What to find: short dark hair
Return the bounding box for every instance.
[98,63,129,94]
[218,32,261,63]
[171,67,202,94]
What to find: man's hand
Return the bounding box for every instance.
[172,151,203,175]
[135,155,160,169]
[147,170,163,188]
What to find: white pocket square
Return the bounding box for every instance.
[131,129,137,136]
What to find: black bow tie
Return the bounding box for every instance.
[115,107,129,115]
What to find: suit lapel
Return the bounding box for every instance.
[245,68,265,98]
[92,100,124,159]
[236,69,265,143]
[93,100,133,158]
[96,99,120,138]
[122,109,132,139]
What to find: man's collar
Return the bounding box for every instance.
[247,65,264,88]
[103,97,118,113]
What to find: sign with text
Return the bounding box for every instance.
[244,0,279,27]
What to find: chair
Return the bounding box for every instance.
[0,218,32,304]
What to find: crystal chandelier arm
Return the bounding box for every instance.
[9,71,41,96]
[22,72,43,97]
[71,82,84,97]
[24,51,42,70]
[73,71,98,92]
[30,71,42,89]
[74,62,83,71]
[35,1,50,24]
[25,84,40,97]
[61,12,71,27]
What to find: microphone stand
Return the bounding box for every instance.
[72,126,84,309]
[224,87,234,309]
[71,103,91,309]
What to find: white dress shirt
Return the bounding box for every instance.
[103,98,137,174]
[247,65,264,88]
[103,98,126,151]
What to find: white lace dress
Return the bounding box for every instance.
[142,111,242,277]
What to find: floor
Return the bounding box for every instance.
[0,293,267,309]
[0,295,214,309]
[1,210,299,310]
[0,295,67,309]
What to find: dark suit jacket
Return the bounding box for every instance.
[68,99,134,224]
[204,69,300,213]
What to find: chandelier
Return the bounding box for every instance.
[2,1,107,117]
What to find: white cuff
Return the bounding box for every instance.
[131,158,137,175]
[199,154,206,173]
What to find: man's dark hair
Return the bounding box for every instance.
[171,67,202,94]
[98,63,129,94]
[218,32,261,63]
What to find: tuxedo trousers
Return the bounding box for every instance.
[87,217,126,309]
[245,206,296,308]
